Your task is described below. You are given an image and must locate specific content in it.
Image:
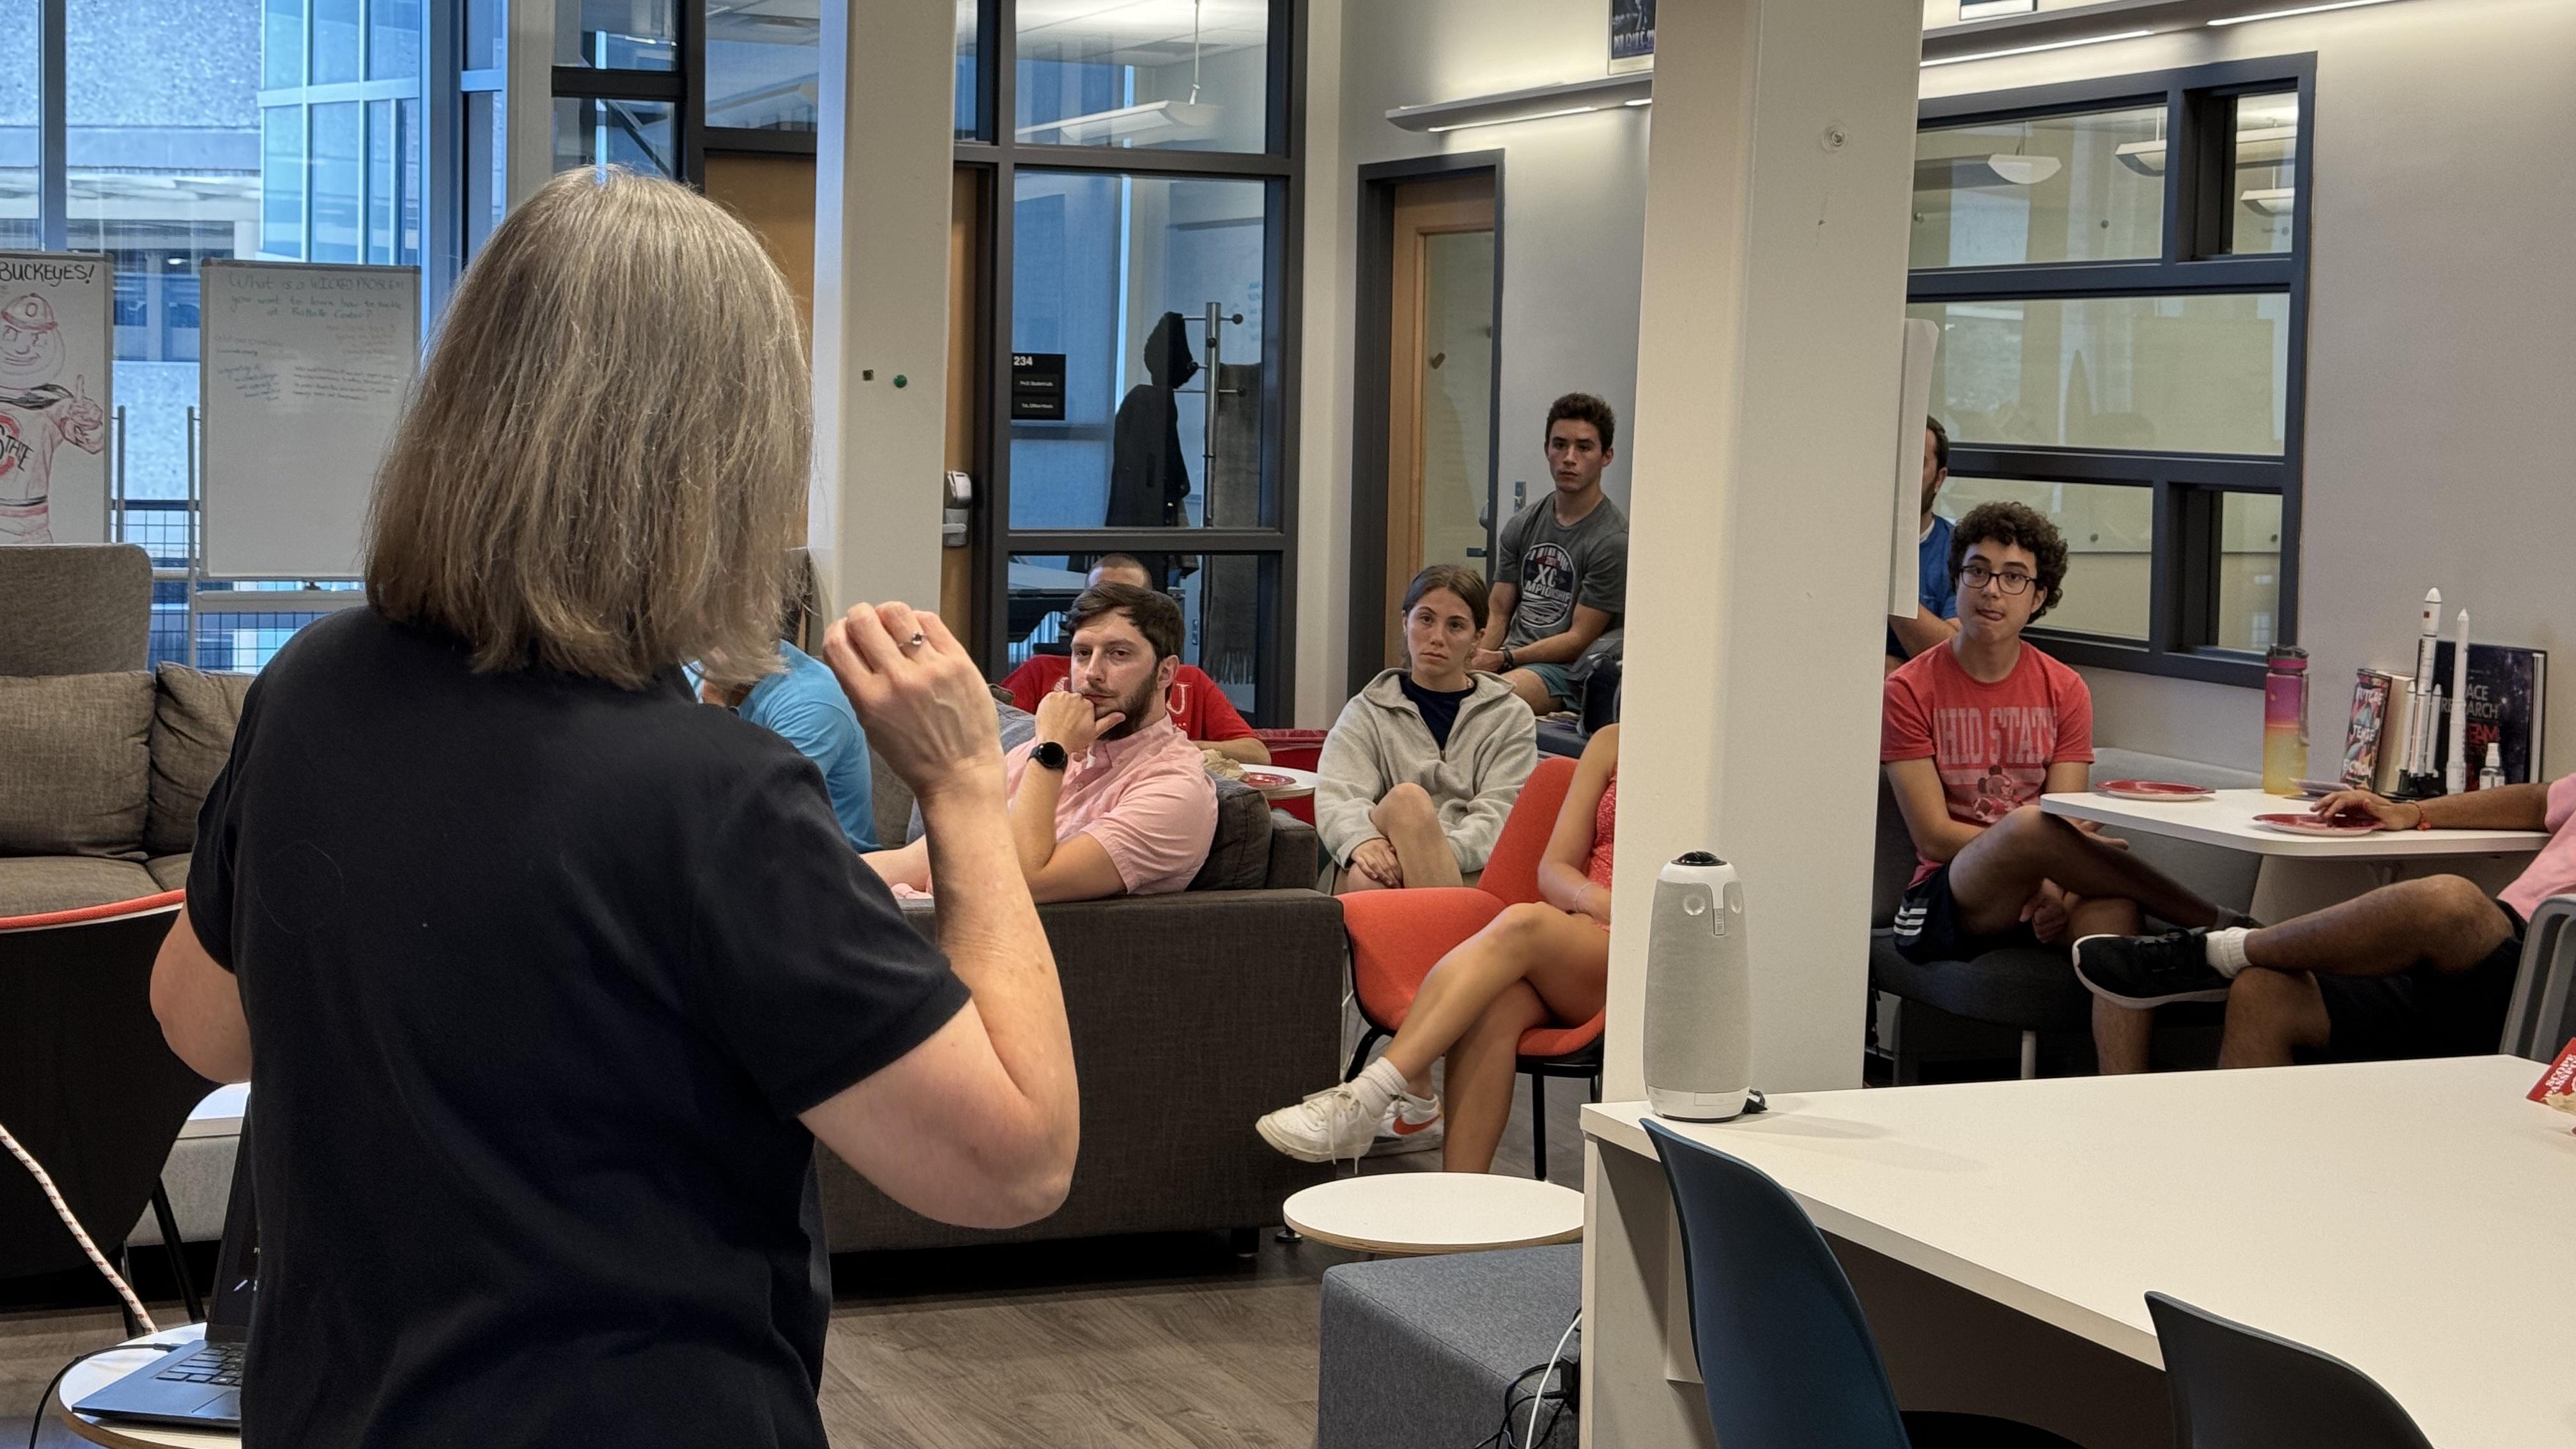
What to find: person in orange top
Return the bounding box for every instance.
[1254,724,1617,1173]
[998,554,1269,766]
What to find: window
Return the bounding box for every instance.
[19,0,433,667]
[961,0,1301,718]
[1912,58,2311,685]
[703,0,820,133]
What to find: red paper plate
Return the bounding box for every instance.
[2252,812,2382,837]
[1240,771,1297,790]
[2098,779,2214,801]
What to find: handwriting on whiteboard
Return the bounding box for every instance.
[210,270,412,413]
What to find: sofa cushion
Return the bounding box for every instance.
[147,853,193,892]
[1187,779,1273,892]
[0,671,155,860]
[0,856,164,917]
[147,665,252,857]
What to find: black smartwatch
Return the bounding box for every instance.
[1030,741,1070,772]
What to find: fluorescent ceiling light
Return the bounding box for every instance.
[1387,73,1654,133]
[1015,99,1222,144]
[1921,28,2154,66]
[2240,186,2295,215]
[1623,98,1652,107]
[2113,125,2297,176]
[2209,0,2396,25]
[1958,0,2038,17]
[1429,105,1598,134]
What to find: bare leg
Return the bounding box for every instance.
[1371,782,1466,890]
[1441,982,1550,1174]
[2241,874,2513,978]
[1379,903,1612,1089]
[2067,892,2155,1073]
[2217,966,2331,1068]
[1946,805,2230,938]
[1500,669,1564,716]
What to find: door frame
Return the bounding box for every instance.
[1348,152,1506,697]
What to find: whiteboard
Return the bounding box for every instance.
[200,261,420,578]
[0,251,114,546]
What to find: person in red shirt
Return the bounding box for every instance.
[1881,502,2235,1071]
[999,554,1269,766]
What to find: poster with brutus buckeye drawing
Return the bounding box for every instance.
[0,251,112,546]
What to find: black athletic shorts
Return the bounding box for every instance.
[2316,900,2525,1061]
[1892,864,2048,965]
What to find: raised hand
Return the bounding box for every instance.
[819,601,1001,806]
[1034,686,1120,761]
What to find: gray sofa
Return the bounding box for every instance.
[0,662,249,917]
[818,754,1342,1251]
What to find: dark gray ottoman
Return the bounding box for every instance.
[1318,1244,1582,1449]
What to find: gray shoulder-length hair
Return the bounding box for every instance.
[364,165,808,690]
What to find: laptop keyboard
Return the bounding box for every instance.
[155,1344,243,1388]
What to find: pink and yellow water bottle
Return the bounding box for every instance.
[2262,646,2310,795]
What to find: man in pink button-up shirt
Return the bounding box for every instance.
[2072,775,2576,1065]
[867,584,1217,903]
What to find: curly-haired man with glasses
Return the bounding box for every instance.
[1879,502,2236,1071]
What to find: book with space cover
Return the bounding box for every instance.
[2341,669,2395,789]
[2430,641,2548,789]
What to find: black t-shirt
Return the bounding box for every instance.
[1398,674,1476,750]
[187,608,968,1449]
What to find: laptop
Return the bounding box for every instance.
[73,1112,259,1430]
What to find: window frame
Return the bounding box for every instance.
[1913,55,2315,688]
[954,0,1307,722]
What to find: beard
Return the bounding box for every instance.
[1094,672,1164,741]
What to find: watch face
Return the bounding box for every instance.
[1033,741,1068,770]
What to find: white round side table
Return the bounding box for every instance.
[1283,1173,1583,1256]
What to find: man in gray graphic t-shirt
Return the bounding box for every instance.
[1475,392,1628,715]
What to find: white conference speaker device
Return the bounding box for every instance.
[1643,851,1757,1122]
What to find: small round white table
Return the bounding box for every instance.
[1283,1173,1584,1256]
[52,1322,236,1448]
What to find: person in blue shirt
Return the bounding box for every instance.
[702,641,879,849]
[1886,416,1961,672]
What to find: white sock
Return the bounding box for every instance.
[2203,927,2251,979]
[1350,1057,1409,1120]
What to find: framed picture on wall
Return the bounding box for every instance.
[1610,0,1655,73]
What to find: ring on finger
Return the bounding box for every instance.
[904,632,927,650]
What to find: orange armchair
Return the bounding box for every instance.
[1337,755,1605,1177]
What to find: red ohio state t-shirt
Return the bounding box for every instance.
[997,653,1258,743]
[1881,642,2094,885]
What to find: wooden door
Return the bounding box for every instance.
[1383,173,1497,666]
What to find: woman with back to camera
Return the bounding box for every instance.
[1260,724,1619,1172]
[1314,564,1539,895]
[147,167,1078,1448]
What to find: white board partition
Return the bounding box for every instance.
[0,250,114,547]
[199,261,420,580]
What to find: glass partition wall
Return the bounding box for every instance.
[961,0,1302,723]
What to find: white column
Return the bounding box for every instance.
[1601,0,1920,1103]
[1294,0,1349,726]
[504,0,554,209]
[807,0,955,614]
[1585,6,1918,1444]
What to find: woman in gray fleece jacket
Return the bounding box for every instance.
[1316,566,1539,892]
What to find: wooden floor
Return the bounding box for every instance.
[1,1076,1589,1449]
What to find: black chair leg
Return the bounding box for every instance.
[1341,1027,1387,1083]
[150,1183,203,1324]
[1529,1073,1548,1180]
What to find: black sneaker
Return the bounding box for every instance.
[2072,931,2234,1007]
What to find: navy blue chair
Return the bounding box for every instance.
[1643,1121,2080,1449]
[2146,1292,2435,1449]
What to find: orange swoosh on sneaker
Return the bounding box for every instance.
[1389,1114,1441,1136]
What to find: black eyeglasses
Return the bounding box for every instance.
[1958,563,2037,595]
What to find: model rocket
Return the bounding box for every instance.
[2409,589,2441,777]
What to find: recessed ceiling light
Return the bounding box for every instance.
[2209,0,2396,25]
[1921,29,2155,68]
[1623,98,1652,108]
[1959,0,2038,18]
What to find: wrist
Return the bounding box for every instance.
[913,760,1008,814]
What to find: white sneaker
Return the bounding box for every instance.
[1369,1094,1444,1157]
[1255,1083,1384,1163]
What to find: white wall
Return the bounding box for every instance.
[1295,0,1651,722]
[1925,0,2576,777]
